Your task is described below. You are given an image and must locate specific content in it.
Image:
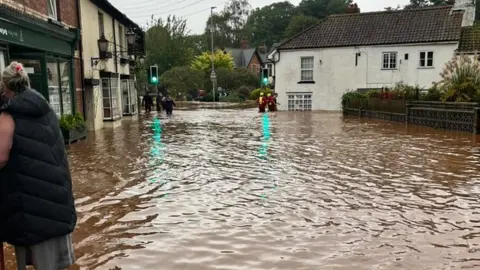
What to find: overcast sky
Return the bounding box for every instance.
[111,0,411,34]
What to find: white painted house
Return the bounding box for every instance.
[269,1,475,111]
[81,0,143,130]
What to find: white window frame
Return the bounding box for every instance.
[287,93,312,111]
[122,79,137,115]
[102,78,121,120]
[47,0,57,20]
[419,51,434,68]
[382,52,397,69]
[267,63,273,76]
[300,57,314,81]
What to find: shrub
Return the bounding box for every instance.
[59,112,85,131]
[236,85,254,99]
[219,92,245,102]
[420,86,442,101]
[437,54,480,102]
[249,88,273,100]
[341,90,365,110]
[391,82,421,100]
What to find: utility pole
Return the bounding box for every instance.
[210,6,217,103]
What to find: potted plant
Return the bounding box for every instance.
[59,113,87,145]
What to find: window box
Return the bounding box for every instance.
[99,51,112,60]
[62,126,87,145]
[59,113,87,145]
[298,80,315,84]
[84,78,100,86]
[120,56,129,65]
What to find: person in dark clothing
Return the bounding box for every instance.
[143,94,153,112]
[0,62,76,269]
[164,96,176,116]
[156,92,163,111]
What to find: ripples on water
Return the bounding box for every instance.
[6,109,480,269]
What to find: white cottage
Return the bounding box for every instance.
[269,2,475,111]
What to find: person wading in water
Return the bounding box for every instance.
[0,61,77,269]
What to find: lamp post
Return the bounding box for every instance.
[210,6,216,102]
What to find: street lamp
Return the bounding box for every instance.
[210,6,216,102]
[139,55,145,65]
[126,29,136,45]
[97,35,108,54]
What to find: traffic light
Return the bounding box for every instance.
[261,68,269,86]
[149,65,158,84]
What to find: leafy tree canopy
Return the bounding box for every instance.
[190,50,235,73]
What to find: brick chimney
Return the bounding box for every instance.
[240,37,249,49]
[345,3,360,14]
[257,44,267,54]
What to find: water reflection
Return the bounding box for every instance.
[5,110,480,269]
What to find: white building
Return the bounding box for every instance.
[269,2,475,111]
[80,0,144,130]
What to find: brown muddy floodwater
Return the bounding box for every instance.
[6,107,480,269]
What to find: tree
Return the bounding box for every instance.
[190,50,235,73]
[186,34,208,56]
[404,0,447,9]
[296,0,351,20]
[245,1,297,48]
[384,5,401,11]
[284,15,319,39]
[204,0,251,49]
[160,66,205,99]
[144,16,194,76]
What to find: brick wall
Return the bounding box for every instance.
[4,0,77,28]
[74,57,83,116]
[59,0,78,27]
[248,53,262,76]
[23,0,47,15]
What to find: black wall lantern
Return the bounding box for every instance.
[126,30,136,46]
[91,35,109,67]
[98,35,109,56]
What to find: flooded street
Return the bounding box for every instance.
[6,107,480,269]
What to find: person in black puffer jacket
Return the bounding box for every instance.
[0,61,77,269]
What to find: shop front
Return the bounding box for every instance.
[0,5,78,117]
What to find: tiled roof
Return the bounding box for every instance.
[278,6,463,50]
[226,48,257,68]
[458,24,480,52]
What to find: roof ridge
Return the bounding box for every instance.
[330,5,456,18]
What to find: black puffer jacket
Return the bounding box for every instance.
[0,89,77,246]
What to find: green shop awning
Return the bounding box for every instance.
[0,4,77,56]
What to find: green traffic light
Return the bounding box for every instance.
[151,77,158,83]
[262,78,268,84]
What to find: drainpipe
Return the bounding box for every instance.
[112,18,118,73]
[75,0,86,120]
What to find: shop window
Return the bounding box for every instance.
[47,60,73,117]
[122,79,137,115]
[47,61,61,117]
[59,62,72,114]
[102,78,121,120]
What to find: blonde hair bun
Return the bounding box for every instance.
[2,61,30,92]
